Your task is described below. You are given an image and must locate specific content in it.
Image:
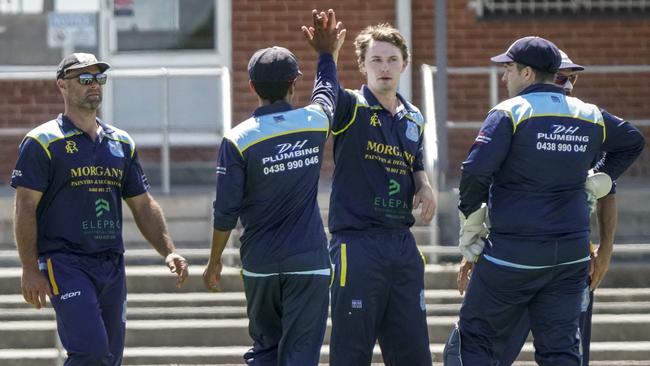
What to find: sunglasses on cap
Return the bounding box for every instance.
[554,73,578,87]
[63,73,108,85]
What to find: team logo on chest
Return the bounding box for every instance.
[405,121,419,142]
[370,112,381,127]
[65,140,78,154]
[107,140,125,158]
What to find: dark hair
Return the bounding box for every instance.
[515,63,556,83]
[251,81,291,103]
[354,23,410,68]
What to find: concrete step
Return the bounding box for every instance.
[2,290,650,321]
[3,313,650,349]
[2,343,650,366]
[3,263,650,295]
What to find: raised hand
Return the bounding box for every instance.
[302,9,346,59]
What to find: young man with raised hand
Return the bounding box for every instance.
[327,23,436,366]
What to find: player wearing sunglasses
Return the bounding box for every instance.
[11,53,189,365]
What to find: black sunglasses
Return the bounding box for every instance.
[554,73,578,87]
[64,73,108,85]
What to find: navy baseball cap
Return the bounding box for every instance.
[491,36,562,73]
[56,53,110,80]
[559,49,585,71]
[248,46,302,83]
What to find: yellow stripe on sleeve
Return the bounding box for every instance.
[340,243,347,287]
[46,258,60,295]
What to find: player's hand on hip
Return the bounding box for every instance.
[203,261,223,292]
[585,172,612,215]
[302,9,346,56]
[165,252,189,288]
[590,245,612,291]
[21,267,52,309]
[413,184,436,223]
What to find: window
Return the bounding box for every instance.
[115,0,215,52]
[469,0,650,17]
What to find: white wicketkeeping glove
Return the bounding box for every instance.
[458,204,489,262]
[585,172,612,215]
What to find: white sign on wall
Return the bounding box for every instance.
[47,13,97,48]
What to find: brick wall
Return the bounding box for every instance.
[1,1,648,183]
[444,1,650,178]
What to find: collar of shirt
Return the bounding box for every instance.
[518,83,565,96]
[252,101,293,118]
[57,113,114,142]
[361,84,416,121]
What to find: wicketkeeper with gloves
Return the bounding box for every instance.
[443,36,645,366]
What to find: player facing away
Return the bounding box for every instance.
[202,9,345,366]
[492,50,635,366]
[11,53,189,366]
[443,36,644,365]
[327,23,436,366]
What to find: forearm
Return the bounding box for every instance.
[14,204,40,272]
[414,170,431,192]
[130,195,176,257]
[208,229,232,265]
[597,194,617,254]
[458,172,491,218]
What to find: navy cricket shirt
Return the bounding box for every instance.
[328,85,425,233]
[212,54,338,273]
[11,114,149,255]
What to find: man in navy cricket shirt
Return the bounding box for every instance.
[445,36,644,365]
[327,23,436,366]
[203,9,345,366]
[11,53,189,365]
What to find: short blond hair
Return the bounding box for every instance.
[354,23,410,68]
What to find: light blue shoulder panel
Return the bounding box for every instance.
[25,120,79,159]
[491,92,604,130]
[105,124,137,158]
[225,106,329,154]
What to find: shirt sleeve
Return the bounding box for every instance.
[458,110,513,217]
[331,86,356,134]
[11,137,50,192]
[213,138,246,231]
[122,148,150,198]
[310,53,339,123]
[412,132,425,172]
[593,109,645,181]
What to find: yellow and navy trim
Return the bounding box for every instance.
[37,258,61,295]
[25,120,82,159]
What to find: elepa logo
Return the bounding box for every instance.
[95,198,110,218]
[388,179,400,196]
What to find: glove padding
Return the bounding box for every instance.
[585,172,612,215]
[458,205,489,262]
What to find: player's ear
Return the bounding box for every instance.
[56,78,67,93]
[248,80,257,95]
